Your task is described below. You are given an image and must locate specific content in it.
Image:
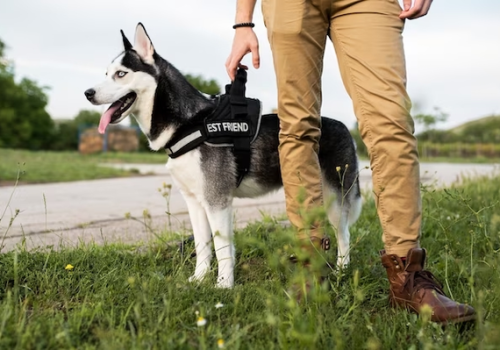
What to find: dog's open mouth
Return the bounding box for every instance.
[98,92,137,134]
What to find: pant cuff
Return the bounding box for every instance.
[384,241,420,257]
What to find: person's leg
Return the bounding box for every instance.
[329,0,420,256]
[261,0,330,247]
[328,0,475,322]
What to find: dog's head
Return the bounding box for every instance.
[84,23,159,134]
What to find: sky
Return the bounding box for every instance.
[0,0,499,132]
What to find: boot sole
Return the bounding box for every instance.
[436,314,476,325]
[389,297,476,325]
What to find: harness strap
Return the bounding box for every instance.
[229,69,248,119]
[233,138,251,187]
[230,69,252,186]
[165,125,206,159]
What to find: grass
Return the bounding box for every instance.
[0,149,167,185]
[91,151,166,164]
[0,173,499,349]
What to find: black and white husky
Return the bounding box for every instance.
[85,23,362,288]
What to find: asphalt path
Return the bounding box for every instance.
[0,161,498,251]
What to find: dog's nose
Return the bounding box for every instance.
[84,88,96,100]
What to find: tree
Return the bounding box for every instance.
[0,38,54,150]
[417,129,458,143]
[184,74,221,96]
[413,106,449,144]
[74,109,101,126]
[50,120,79,151]
[413,107,449,132]
[50,110,101,151]
[0,40,7,71]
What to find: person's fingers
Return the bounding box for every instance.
[225,50,245,80]
[414,0,432,19]
[225,55,240,80]
[250,42,260,69]
[402,0,412,11]
[399,0,425,19]
[225,30,260,80]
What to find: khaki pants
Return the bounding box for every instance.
[262,0,421,256]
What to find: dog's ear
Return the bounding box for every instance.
[120,30,133,51]
[134,22,155,64]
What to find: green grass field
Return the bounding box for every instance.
[0,173,499,349]
[0,149,167,185]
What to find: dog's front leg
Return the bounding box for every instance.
[206,205,235,288]
[183,193,213,283]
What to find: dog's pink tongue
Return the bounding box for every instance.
[98,104,120,134]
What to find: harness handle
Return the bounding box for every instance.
[228,68,251,186]
[229,68,248,119]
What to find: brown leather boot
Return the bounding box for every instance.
[381,248,476,324]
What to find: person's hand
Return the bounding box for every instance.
[399,0,433,19]
[225,28,260,81]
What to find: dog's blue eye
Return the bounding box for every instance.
[116,71,127,78]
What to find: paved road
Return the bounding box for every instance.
[0,161,498,251]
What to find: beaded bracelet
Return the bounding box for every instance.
[233,22,255,29]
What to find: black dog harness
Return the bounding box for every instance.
[165,69,262,186]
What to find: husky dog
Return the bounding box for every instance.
[85,23,362,288]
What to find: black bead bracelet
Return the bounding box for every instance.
[233,22,255,29]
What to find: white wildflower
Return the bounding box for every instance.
[196,316,207,327]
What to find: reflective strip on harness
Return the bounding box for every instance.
[166,129,204,158]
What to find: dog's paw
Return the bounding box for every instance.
[188,264,212,283]
[215,276,234,289]
[188,275,200,283]
[188,272,208,283]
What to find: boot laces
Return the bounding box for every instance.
[403,270,445,295]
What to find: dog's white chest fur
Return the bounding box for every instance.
[166,149,204,201]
